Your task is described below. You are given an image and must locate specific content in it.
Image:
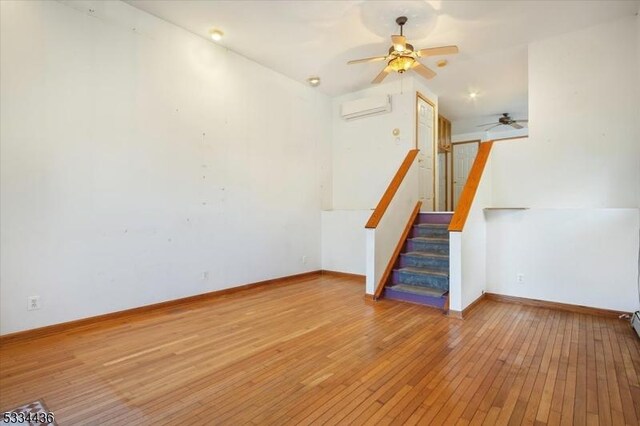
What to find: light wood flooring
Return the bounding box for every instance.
[1,273,639,425]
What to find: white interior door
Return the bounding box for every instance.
[417,98,435,211]
[452,142,479,208]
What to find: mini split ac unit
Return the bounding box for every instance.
[341,95,391,120]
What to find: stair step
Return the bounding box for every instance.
[412,224,450,238]
[406,237,449,255]
[384,284,448,308]
[399,252,449,270]
[411,237,448,243]
[397,267,448,277]
[392,267,449,291]
[416,212,453,225]
[387,284,447,298]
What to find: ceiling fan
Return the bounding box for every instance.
[477,113,529,130]
[347,16,459,84]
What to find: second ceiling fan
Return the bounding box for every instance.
[477,113,528,130]
[348,16,459,84]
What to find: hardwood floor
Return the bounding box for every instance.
[1,274,638,425]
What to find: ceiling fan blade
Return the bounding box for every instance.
[514,119,529,122]
[347,56,388,65]
[417,45,459,57]
[510,123,524,129]
[412,61,436,80]
[476,122,498,127]
[484,124,502,131]
[372,66,392,84]
[391,35,406,52]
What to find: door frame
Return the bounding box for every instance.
[415,92,437,211]
[451,139,480,209]
[438,151,448,211]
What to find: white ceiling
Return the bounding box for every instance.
[126,0,638,121]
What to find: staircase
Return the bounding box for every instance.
[382,212,452,310]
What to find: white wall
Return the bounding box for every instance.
[493,16,639,209]
[484,15,640,312]
[331,81,413,210]
[0,0,331,334]
[331,78,437,210]
[321,210,369,275]
[486,209,639,312]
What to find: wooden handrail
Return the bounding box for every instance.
[373,201,422,299]
[449,141,493,232]
[365,149,419,229]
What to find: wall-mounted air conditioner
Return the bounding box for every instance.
[340,95,391,121]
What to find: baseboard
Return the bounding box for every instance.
[446,293,485,319]
[321,270,365,282]
[463,292,487,317]
[484,292,629,318]
[447,310,463,319]
[0,270,322,345]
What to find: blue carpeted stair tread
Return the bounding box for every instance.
[414,223,449,228]
[401,250,448,258]
[402,251,448,259]
[394,267,449,277]
[409,237,449,243]
[387,284,447,298]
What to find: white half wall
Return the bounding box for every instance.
[365,158,419,295]
[321,210,370,275]
[486,209,639,313]
[449,154,493,312]
[0,0,331,334]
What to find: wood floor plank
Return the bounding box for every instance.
[561,313,580,424]
[1,274,638,425]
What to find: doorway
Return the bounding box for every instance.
[415,93,436,212]
[451,140,480,209]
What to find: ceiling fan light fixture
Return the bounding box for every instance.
[389,56,415,73]
[346,16,458,85]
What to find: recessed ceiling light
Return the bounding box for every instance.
[307,76,321,87]
[469,92,478,99]
[209,29,224,41]
[436,59,448,68]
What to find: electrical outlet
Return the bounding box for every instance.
[27,295,41,311]
[517,273,525,284]
[202,271,209,280]
[301,255,307,264]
